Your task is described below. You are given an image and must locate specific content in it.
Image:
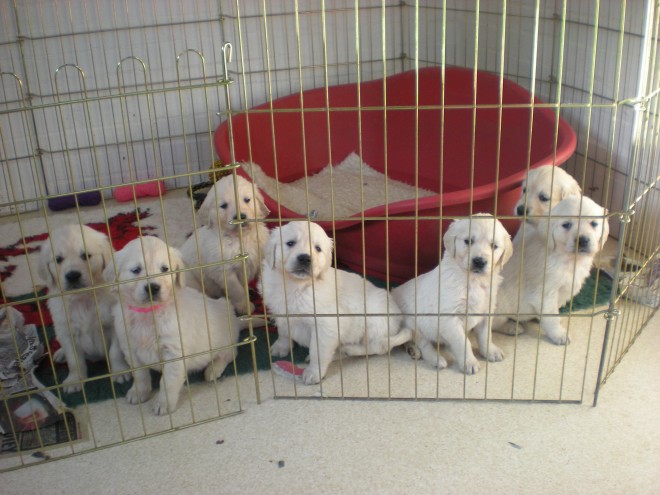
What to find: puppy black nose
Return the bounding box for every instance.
[233,213,247,220]
[578,236,590,248]
[297,254,311,265]
[516,205,526,216]
[472,257,487,271]
[65,271,81,283]
[145,283,161,296]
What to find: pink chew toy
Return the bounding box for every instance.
[113,180,166,202]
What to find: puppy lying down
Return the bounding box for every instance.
[393,214,513,374]
[105,236,250,415]
[260,221,412,385]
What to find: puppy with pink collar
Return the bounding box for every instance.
[104,236,247,415]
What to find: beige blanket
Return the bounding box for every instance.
[240,152,435,219]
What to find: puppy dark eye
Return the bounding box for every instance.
[55,255,63,264]
[80,253,91,261]
[161,265,169,273]
[522,187,526,194]
[131,266,142,275]
[561,221,572,230]
[492,243,499,250]
[539,193,550,202]
[590,221,599,228]
[219,203,228,209]
[464,238,472,246]
[286,240,296,247]
[244,197,251,204]
[315,245,322,253]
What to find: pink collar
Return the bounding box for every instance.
[127,303,165,313]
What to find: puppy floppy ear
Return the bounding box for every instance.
[198,185,218,228]
[264,227,281,270]
[168,246,186,289]
[103,249,121,284]
[498,229,514,269]
[443,220,461,259]
[97,232,112,272]
[599,209,610,251]
[37,239,55,285]
[317,229,334,277]
[561,176,582,199]
[254,187,270,219]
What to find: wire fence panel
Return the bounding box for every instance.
[0,0,658,471]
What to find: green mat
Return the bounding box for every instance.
[559,268,612,313]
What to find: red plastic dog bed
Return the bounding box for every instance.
[214,67,576,283]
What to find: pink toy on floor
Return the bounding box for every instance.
[113,180,166,202]
[272,360,305,383]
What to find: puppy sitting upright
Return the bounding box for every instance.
[260,221,412,385]
[38,225,128,393]
[493,195,609,345]
[180,174,269,315]
[393,214,513,374]
[106,236,245,415]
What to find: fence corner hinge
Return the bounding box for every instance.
[604,308,621,321]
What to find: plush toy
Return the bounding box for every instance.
[47,191,102,211]
[271,360,305,382]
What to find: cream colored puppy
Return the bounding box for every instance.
[38,224,128,393]
[393,215,513,374]
[106,236,245,415]
[181,174,269,315]
[260,222,412,385]
[493,195,609,345]
[514,165,581,234]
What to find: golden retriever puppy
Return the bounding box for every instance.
[105,236,245,415]
[493,195,609,345]
[180,174,269,315]
[260,221,412,385]
[514,165,581,233]
[38,225,128,393]
[392,215,513,374]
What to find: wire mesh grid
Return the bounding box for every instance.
[0,0,658,471]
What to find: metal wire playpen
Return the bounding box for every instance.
[0,0,658,471]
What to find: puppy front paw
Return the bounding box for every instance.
[234,301,255,316]
[301,367,321,385]
[484,344,504,362]
[126,384,151,405]
[501,319,525,336]
[113,372,132,385]
[431,354,448,369]
[546,329,571,346]
[153,392,178,416]
[405,342,422,360]
[62,374,83,394]
[204,362,228,382]
[270,339,291,358]
[52,347,67,364]
[460,356,481,375]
